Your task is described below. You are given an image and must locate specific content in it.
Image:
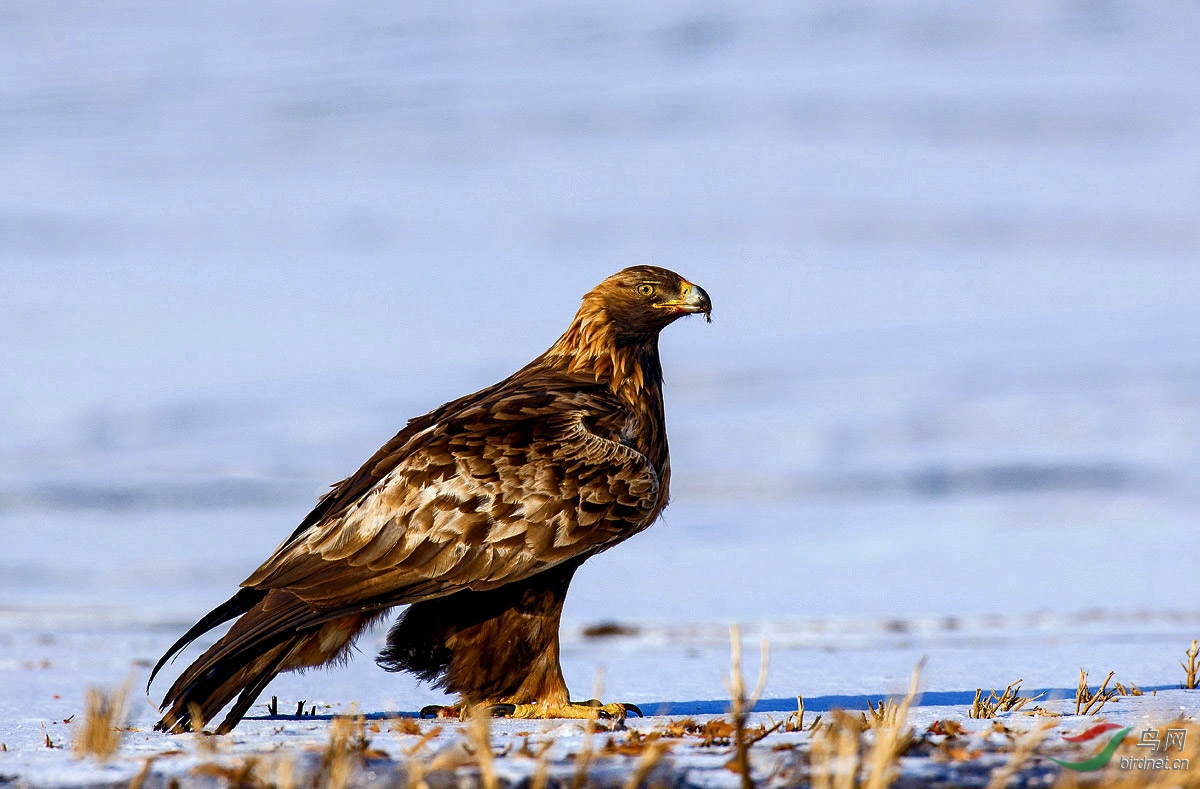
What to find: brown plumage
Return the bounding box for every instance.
[149,266,711,733]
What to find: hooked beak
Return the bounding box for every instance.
[661,281,712,322]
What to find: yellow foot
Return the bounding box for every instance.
[419,699,643,720]
[494,699,643,720]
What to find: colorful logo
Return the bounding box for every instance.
[1049,723,1131,772]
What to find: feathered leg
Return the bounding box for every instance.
[380,560,639,718]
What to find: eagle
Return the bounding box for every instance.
[149,266,711,733]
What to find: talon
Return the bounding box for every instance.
[420,704,460,719]
[487,703,517,718]
[576,699,611,717]
[577,700,641,719]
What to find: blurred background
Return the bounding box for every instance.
[2,1,1199,662]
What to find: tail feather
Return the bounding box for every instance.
[220,648,293,733]
[156,640,293,734]
[153,589,386,733]
[147,587,266,693]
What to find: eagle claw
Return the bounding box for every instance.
[581,699,643,718]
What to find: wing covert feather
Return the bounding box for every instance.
[241,382,659,610]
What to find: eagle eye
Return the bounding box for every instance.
[637,283,655,297]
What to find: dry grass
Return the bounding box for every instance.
[727,624,769,789]
[805,660,923,789]
[192,757,264,786]
[127,756,157,789]
[782,695,822,733]
[322,711,363,789]
[390,715,423,735]
[984,720,1054,789]
[1114,680,1143,697]
[571,714,597,789]
[267,755,298,789]
[317,705,387,789]
[969,680,1047,719]
[527,737,554,789]
[72,681,129,762]
[810,710,865,789]
[405,724,443,755]
[1075,669,1118,715]
[184,701,219,754]
[863,699,894,729]
[1183,640,1200,690]
[398,719,440,789]
[622,740,670,789]
[793,695,806,731]
[467,705,499,789]
[571,669,606,789]
[861,659,922,789]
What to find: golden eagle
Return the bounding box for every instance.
[150,266,711,733]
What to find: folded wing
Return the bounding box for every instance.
[242,379,659,611]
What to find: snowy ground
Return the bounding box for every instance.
[3,616,1200,787]
[3,0,1200,785]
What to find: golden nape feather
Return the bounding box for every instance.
[149,266,711,733]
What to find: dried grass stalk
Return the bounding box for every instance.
[468,705,499,789]
[1075,669,1117,715]
[72,682,129,762]
[985,720,1053,789]
[970,680,1046,719]
[1183,640,1199,690]
[811,710,862,789]
[862,659,922,789]
[622,740,670,789]
[321,706,366,789]
[728,624,769,789]
[572,669,605,789]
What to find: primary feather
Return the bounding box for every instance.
[150,266,711,733]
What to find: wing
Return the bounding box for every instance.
[241,378,660,610]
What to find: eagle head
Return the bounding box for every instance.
[585,266,712,343]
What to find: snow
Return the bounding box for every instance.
[3,626,1200,787]
[3,0,1200,785]
[3,615,1199,785]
